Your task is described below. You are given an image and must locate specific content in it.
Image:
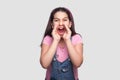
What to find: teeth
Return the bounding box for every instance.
[59,28,64,29]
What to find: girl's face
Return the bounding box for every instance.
[52,11,72,36]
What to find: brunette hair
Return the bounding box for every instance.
[41,7,77,46]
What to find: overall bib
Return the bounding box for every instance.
[50,54,75,80]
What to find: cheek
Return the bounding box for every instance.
[53,22,59,26]
[68,22,72,28]
[69,23,72,28]
[65,22,71,27]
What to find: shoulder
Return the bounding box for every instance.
[72,34,83,45]
[72,33,82,38]
[42,35,53,45]
[44,35,52,40]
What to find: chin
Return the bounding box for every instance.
[59,34,63,37]
[58,33,64,36]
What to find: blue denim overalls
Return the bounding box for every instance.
[50,53,75,80]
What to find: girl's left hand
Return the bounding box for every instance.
[63,24,71,41]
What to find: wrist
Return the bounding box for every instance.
[53,39,59,44]
[64,38,71,43]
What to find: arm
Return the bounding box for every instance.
[40,25,61,69]
[40,40,59,69]
[65,39,83,68]
[63,24,83,68]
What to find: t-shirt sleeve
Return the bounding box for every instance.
[42,36,53,45]
[72,34,83,45]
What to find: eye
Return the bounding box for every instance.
[53,19,59,22]
[63,19,68,21]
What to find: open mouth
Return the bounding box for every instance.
[57,27,66,35]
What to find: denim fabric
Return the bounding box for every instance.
[50,54,75,80]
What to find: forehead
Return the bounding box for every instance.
[54,11,68,18]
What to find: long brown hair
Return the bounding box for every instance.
[41,7,77,46]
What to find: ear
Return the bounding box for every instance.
[51,23,54,28]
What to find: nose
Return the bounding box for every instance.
[59,21,63,26]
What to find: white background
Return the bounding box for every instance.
[0,0,120,80]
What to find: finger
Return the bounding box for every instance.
[64,24,70,32]
[52,26,57,34]
[53,25,58,31]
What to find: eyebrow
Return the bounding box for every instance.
[53,17,69,19]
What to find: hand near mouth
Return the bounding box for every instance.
[62,24,71,41]
[52,25,61,42]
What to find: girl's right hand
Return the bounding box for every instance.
[52,25,61,42]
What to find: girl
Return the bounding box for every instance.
[40,7,83,80]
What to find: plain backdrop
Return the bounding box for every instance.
[0,0,120,80]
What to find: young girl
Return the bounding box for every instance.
[40,7,83,80]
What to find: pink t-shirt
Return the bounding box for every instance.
[42,34,83,80]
